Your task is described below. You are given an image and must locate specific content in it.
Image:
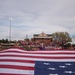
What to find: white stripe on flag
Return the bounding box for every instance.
[0,62,34,67]
[0,68,34,74]
[1,52,75,56]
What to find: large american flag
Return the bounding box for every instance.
[0,48,75,75]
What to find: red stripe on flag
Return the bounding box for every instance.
[0,73,28,75]
[0,65,34,70]
[0,59,34,63]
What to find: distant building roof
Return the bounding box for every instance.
[33,32,52,38]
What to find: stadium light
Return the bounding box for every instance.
[9,18,13,44]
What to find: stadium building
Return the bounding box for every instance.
[33,32,52,43]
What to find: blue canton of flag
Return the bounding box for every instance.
[34,61,75,75]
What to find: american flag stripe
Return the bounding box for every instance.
[0,55,75,59]
[0,59,34,63]
[0,65,34,70]
[0,68,34,75]
[0,56,75,61]
[0,49,75,54]
[1,52,75,56]
[0,62,34,67]
[0,48,75,75]
[0,73,25,75]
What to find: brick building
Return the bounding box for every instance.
[33,32,52,43]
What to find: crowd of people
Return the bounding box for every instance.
[17,39,75,51]
[0,39,75,50]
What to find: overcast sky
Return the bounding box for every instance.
[0,0,75,40]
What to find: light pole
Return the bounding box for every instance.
[9,18,12,44]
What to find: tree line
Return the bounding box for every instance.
[0,39,15,43]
